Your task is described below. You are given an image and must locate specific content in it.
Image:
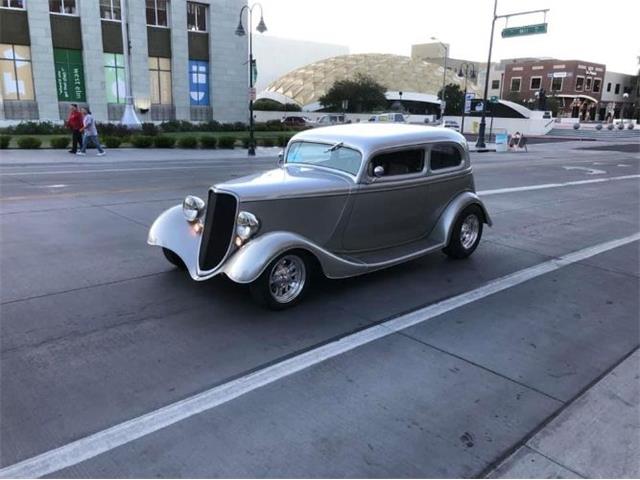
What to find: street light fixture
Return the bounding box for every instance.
[431,37,448,123]
[235,3,267,156]
[457,62,476,134]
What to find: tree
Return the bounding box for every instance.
[319,74,387,113]
[437,84,465,115]
[253,98,301,112]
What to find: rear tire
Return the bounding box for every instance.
[162,248,186,270]
[250,251,310,310]
[443,205,483,259]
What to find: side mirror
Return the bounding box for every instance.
[277,151,284,166]
[373,165,385,177]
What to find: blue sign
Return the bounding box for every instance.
[189,60,209,106]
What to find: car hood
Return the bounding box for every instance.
[214,165,354,202]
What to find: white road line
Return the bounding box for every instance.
[0,163,268,176]
[1,232,638,479]
[478,174,640,196]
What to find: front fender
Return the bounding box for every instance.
[222,232,370,283]
[431,191,493,246]
[147,205,205,281]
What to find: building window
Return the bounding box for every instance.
[149,56,171,104]
[614,83,620,94]
[146,0,168,26]
[189,60,209,105]
[49,0,77,15]
[0,44,34,100]
[607,82,612,92]
[1,0,25,9]
[575,76,584,91]
[491,79,500,90]
[53,48,85,101]
[551,77,563,92]
[530,77,541,90]
[104,53,125,103]
[585,77,592,91]
[187,2,207,31]
[593,78,601,93]
[510,77,521,92]
[100,0,121,20]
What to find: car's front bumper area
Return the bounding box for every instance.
[147,205,208,281]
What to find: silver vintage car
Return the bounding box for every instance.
[148,124,492,309]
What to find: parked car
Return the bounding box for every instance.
[281,116,311,127]
[443,120,461,132]
[148,124,492,309]
[315,114,347,126]
[368,113,407,123]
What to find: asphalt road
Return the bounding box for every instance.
[1,141,638,477]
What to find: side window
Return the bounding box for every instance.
[370,149,424,177]
[430,144,463,171]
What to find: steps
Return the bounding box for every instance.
[546,127,640,140]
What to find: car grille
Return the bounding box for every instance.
[198,191,237,271]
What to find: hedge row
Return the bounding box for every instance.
[0,120,307,136]
[2,134,294,149]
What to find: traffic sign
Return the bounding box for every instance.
[464,93,475,114]
[502,23,547,38]
[490,96,498,103]
[249,87,256,101]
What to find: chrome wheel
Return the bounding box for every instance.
[460,214,480,250]
[268,254,306,303]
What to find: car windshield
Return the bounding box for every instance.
[286,141,362,176]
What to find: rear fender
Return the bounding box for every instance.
[431,191,493,246]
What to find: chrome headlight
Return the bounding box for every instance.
[236,211,260,242]
[182,195,205,222]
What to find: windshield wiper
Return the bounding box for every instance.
[324,141,344,153]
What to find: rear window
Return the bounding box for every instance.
[430,144,463,170]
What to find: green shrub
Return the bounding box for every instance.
[50,136,70,149]
[260,137,275,147]
[199,135,217,149]
[241,137,250,149]
[0,135,11,149]
[17,136,42,149]
[154,135,176,148]
[218,136,237,149]
[97,123,130,137]
[141,122,158,136]
[131,135,154,148]
[277,134,293,147]
[177,136,198,148]
[103,136,122,148]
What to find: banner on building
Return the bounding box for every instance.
[54,49,86,102]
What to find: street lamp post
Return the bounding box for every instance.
[431,37,448,123]
[235,3,267,156]
[119,0,141,128]
[457,62,476,135]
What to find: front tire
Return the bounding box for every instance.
[250,252,310,310]
[162,248,186,270]
[443,205,483,259]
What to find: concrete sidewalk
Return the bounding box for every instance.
[489,350,640,478]
[0,146,281,165]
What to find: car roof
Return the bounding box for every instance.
[292,123,466,157]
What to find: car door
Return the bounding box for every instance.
[341,147,430,251]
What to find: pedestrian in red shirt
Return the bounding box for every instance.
[66,104,84,154]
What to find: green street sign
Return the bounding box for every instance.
[502,23,547,38]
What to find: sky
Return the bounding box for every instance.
[258,0,639,75]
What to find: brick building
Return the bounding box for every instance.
[502,59,608,120]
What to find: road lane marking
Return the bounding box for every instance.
[0,164,269,176]
[562,166,606,175]
[1,232,638,479]
[478,174,639,196]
